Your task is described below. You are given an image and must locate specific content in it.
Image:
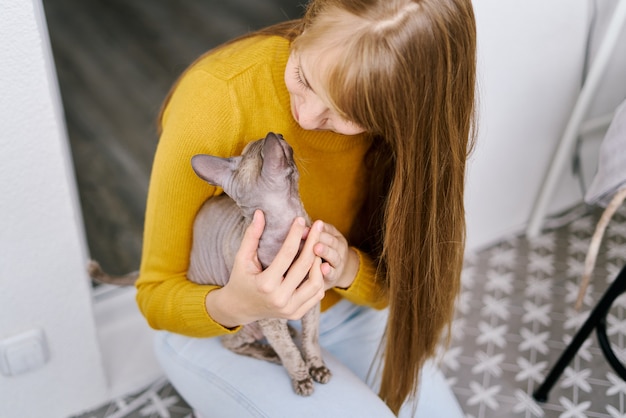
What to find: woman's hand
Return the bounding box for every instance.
[205,210,325,328]
[310,220,359,290]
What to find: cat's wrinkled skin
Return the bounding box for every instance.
[89,132,330,396]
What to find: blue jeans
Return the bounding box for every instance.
[154,299,464,417]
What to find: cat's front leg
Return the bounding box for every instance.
[300,303,331,384]
[258,318,314,396]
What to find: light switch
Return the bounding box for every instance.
[0,329,49,376]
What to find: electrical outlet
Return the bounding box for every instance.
[0,329,49,376]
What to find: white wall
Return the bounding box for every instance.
[587,0,626,119]
[0,1,108,417]
[465,0,626,250]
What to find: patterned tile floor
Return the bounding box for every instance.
[444,203,626,418]
[73,203,626,418]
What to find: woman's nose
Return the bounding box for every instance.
[298,97,328,130]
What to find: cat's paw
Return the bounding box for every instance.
[309,365,332,384]
[292,377,315,396]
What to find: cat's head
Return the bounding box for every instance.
[191,132,304,221]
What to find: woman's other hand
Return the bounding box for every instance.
[310,220,359,290]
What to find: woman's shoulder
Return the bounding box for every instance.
[187,35,290,81]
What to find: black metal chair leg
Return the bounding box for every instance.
[597,308,626,380]
[532,264,626,403]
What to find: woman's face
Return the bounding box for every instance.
[284,51,365,136]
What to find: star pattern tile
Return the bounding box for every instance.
[446,204,626,417]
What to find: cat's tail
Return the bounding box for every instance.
[575,187,626,309]
[88,259,139,286]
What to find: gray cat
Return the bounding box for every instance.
[89,132,331,395]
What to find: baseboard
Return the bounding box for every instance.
[92,286,163,401]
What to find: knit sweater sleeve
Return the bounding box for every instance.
[135,68,242,338]
[332,248,388,310]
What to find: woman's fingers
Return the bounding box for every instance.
[310,221,358,289]
[263,216,308,281]
[235,210,265,270]
[281,220,322,290]
[314,222,343,269]
[287,256,325,319]
[261,255,324,319]
[262,220,324,318]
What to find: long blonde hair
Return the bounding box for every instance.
[293,0,477,413]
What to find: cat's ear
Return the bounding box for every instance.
[191,155,240,187]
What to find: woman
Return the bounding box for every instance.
[136,0,477,416]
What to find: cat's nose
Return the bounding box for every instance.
[266,132,282,141]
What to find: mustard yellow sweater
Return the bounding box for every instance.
[136,35,387,338]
